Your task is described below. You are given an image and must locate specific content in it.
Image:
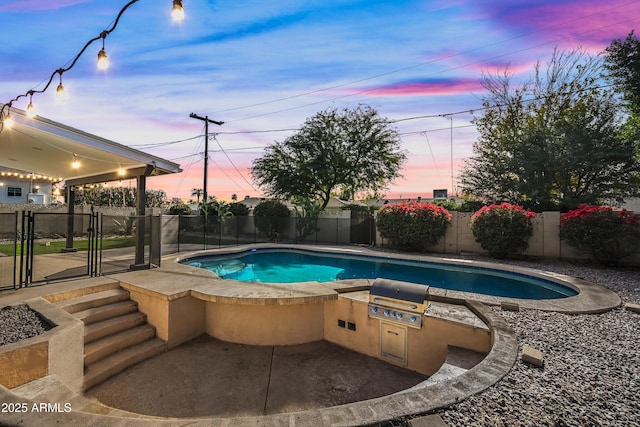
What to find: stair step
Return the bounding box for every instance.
[75,300,138,325]
[84,325,156,366]
[83,339,167,391]
[84,312,148,344]
[54,288,130,314]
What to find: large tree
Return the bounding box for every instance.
[251,105,406,209]
[461,47,640,210]
[604,31,640,115]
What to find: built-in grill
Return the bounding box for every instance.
[368,278,429,329]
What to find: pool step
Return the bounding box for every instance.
[51,285,167,391]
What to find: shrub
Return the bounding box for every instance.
[376,201,451,251]
[560,204,640,266]
[254,200,291,238]
[470,203,536,258]
[167,202,192,216]
[228,202,249,217]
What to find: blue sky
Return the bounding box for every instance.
[1,0,638,201]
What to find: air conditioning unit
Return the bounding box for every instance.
[28,193,45,205]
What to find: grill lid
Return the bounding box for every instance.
[369,278,429,304]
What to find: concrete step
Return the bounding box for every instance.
[75,300,138,325]
[54,288,130,314]
[84,312,148,344]
[84,324,156,366]
[83,338,167,391]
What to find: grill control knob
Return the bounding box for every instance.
[383,310,390,316]
[410,316,417,322]
[370,306,378,313]
[396,312,403,319]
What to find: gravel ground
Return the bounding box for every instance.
[388,258,640,427]
[0,304,50,346]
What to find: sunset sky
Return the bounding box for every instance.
[1,0,638,201]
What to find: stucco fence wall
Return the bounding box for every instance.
[375,211,640,266]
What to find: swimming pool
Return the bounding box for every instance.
[181,248,578,300]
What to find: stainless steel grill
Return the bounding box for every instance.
[368,278,429,329]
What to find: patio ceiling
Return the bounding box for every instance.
[0,108,181,186]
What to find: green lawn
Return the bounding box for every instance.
[0,237,137,256]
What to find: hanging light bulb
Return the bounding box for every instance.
[172,0,185,22]
[3,111,14,129]
[72,154,80,169]
[26,92,36,118]
[97,33,109,71]
[119,166,126,176]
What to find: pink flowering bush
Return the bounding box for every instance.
[470,203,536,258]
[376,201,451,251]
[560,204,640,266]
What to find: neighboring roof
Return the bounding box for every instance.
[0,108,182,186]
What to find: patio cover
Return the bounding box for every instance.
[0,107,182,266]
[0,107,181,185]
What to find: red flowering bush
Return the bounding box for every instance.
[470,203,536,258]
[376,201,451,251]
[560,204,640,266]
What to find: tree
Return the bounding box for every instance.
[191,188,203,205]
[604,31,640,115]
[460,47,640,210]
[292,197,323,241]
[251,105,406,210]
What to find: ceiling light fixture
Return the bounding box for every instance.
[97,32,109,71]
[172,0,185,22]
[72,154,80,169]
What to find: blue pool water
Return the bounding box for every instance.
[181,249,578,300]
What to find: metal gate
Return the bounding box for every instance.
[14,211,101,287]
[1,211,159,291]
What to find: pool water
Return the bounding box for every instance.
[182,249,578,300]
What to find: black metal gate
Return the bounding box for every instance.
[350,210,376,245]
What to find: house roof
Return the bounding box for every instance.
[0,108,181,186]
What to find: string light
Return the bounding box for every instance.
[172,0,185,22]
[3,109,13,128]
[26,92,37,117]
[97,32,109,71]
[0,1,185,132]
[56,71,65,100]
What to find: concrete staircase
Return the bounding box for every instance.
[53,283,166,390]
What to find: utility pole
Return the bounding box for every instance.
[189,113,224,204]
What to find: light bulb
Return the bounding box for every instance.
[72,155,80,169]
[119,167,126,176]
[4,112,14,128]
[26,101,36,118]
[172,0,185,22]
[97,48,109,71]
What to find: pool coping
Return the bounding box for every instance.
[173,243,622,314]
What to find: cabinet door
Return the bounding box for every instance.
[380,322,407,365]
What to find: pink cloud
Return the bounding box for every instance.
[355,78,484,97]
[485,1,640,49]
[0,0,88,12]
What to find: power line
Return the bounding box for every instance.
[205,0,640,119]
